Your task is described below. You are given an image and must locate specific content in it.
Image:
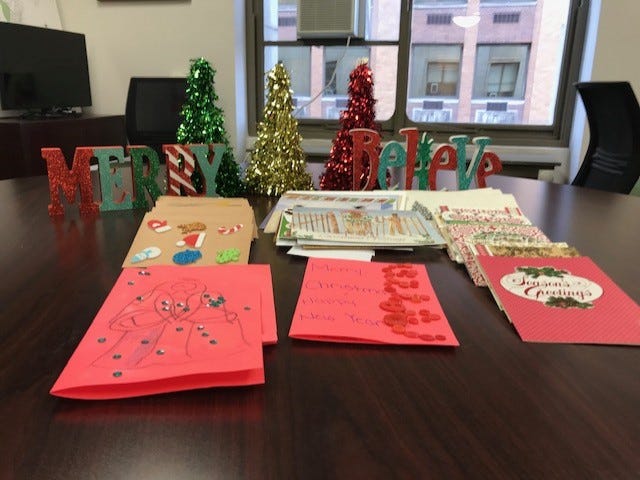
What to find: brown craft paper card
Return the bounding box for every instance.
[153,197,258,239]
[123,209,256,267]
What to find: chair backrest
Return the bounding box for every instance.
[573,81,640,193]
[125,77,187,158]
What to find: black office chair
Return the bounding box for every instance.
[572,81,640,194]
[125,77,187,160]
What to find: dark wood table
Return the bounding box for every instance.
[1,174,638,479]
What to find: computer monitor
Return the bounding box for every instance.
[0,22,92,115]
[125,77,187,154]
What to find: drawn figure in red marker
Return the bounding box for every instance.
[93,279,249,369]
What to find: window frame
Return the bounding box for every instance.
[246,0,590,148]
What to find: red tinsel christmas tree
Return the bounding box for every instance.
[319,60,380,190]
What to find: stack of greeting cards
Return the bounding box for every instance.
[51,264,277,399]
[123,196,258,267]
[437,206,551,286]
[268,190,445,261]
[403,189,640,346]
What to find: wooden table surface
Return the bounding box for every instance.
[0,174,638,479]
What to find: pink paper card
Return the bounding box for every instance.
[477,255,640,345]
[289,258,459,346]
[51,265,276,399]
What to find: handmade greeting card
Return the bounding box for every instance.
[289,258,459,346]
[51,265,276,399]
[476,256,640,345]
[123,206,256,267]
[154,196,259,238]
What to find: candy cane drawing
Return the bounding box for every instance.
[217,224,243,235]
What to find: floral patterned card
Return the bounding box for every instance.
[447,224,550,285]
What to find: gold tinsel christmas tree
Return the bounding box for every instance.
[245,62,313,196]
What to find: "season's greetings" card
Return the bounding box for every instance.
[477,256,640,345]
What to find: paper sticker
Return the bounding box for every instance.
[176,232,206,248]
[131,246,162,264]
[216,248,240,264]
[178,222,207,234]
[173,249,203,265]
[218,224,243,235]
[147,219,171,233]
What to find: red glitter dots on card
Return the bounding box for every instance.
[377,263,446,343]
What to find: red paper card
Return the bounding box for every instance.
[289,258,459,346]
[477,256,640,345]
[51,265,276,399]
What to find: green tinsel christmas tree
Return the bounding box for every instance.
[177,57,244,197]
[245,62,313,196]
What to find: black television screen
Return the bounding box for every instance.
[0,22,92,112]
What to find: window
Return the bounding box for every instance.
[486,62,519,97]
[493,12,520,23]
[265,46,311,97]
[247,0,590,147]
[415,0,468,5]
[324,46,371,96]
[473,45,529,99]
[409,45,461,99]
[426,62,459,96]
[480,0,533,3]
[427,13,453,25]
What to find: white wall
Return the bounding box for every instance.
[589,0,640,90]
[56,0,247,155]
[571,0,640,193]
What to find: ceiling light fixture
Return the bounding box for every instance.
[452,13,480,29]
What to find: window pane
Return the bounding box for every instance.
[415,0,467,5]
[264,0,297,41]
[265,45,397,121]
[324,46,370,96]
[264,46,311,98]
[366,0,401,41]
[407,0,571,126]
[480,0,534,3]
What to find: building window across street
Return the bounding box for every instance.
[248,0,590,146]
